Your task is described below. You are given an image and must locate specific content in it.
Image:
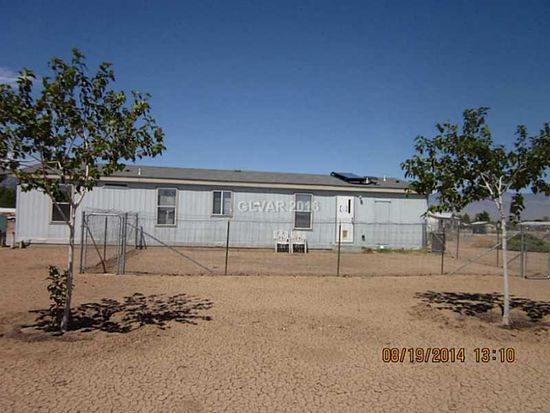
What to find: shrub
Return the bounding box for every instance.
[508,234,550,253]
[46,265,69,327]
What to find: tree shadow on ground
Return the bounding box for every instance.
[29,293,213,333]
[415,291,550,324]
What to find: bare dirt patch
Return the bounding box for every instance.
[121,245,504,277]
[1,245,550,412]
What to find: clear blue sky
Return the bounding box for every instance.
[1,0,549,178]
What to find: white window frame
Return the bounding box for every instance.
[211,190,233,217]
[294,193,313,230]
[156,187,178,227]
[50,184,73,224]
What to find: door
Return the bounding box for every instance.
[374,200,391,223]
[336,196,354,243]
[374,200,392,247]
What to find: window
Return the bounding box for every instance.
[51,185,72,223]
[157,188,177,225]
[212,191,232,216]
[294,193,312,229]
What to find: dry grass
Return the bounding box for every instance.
[470,235,497,248]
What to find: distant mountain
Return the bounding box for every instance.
[429,192,550,221]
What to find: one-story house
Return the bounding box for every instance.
[426,212,453,233]
[15,166,428,249]
[0,207,16,247]
[471,221,496,234]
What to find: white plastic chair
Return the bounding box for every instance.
[290,230,308,254]
[274,230,290,253]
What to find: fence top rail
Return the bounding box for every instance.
[128,216,427,225]
[519,221,550,227]
[85,212,127,217]
[84,209,139,217]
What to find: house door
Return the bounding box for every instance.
[336,196,354,243]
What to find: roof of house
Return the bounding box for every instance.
[519,221,550,226]
[109,165,410,191]
[427,212,456,220]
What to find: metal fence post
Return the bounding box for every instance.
[337,222,342,276]
[422,222,428,250]
[520,224,525,278]
[134,214,139,248]
[121,213,128,274]
[224,220,230,275]
[79,210,86,273]
[496,223,500,267]
[116,215,124,274]
[456,222,460,260]
[140,226,145,249]
[441,226,446,275]
[103,216,108,263]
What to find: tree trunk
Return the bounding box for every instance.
[60,213,76,332]
[501,218,510,326]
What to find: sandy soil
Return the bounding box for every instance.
[1,245,550,412]
[86,231,548,278]
[446,233,549,278]
[120,246,507,277]
[82,230,548,278]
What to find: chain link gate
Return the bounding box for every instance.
[79,210,138,274]
[519,222,550,279]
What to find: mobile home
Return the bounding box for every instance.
[16,166,428,249]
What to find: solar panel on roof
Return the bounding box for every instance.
[331,172,363,181]
[331,172,382,185]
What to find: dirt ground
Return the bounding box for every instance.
[120,246,508,277]
[446,232,549,278]
[1,245,550,412]
[84,231,548,278]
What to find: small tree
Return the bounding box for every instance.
[402,108,549,326]
[46,265,69,327]
[0,49,164,331]
[460,213,471,224]
[474,211,491,223]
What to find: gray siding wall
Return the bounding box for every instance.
[16,184,427,249]
[353,194,427,249]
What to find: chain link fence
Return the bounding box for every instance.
[517,222,550,279]
[79,212,549,278]
[79,211,138,274]
[441,221,549,278]
[123,217,433,276]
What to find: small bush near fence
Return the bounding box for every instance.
[508,234,550,253]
